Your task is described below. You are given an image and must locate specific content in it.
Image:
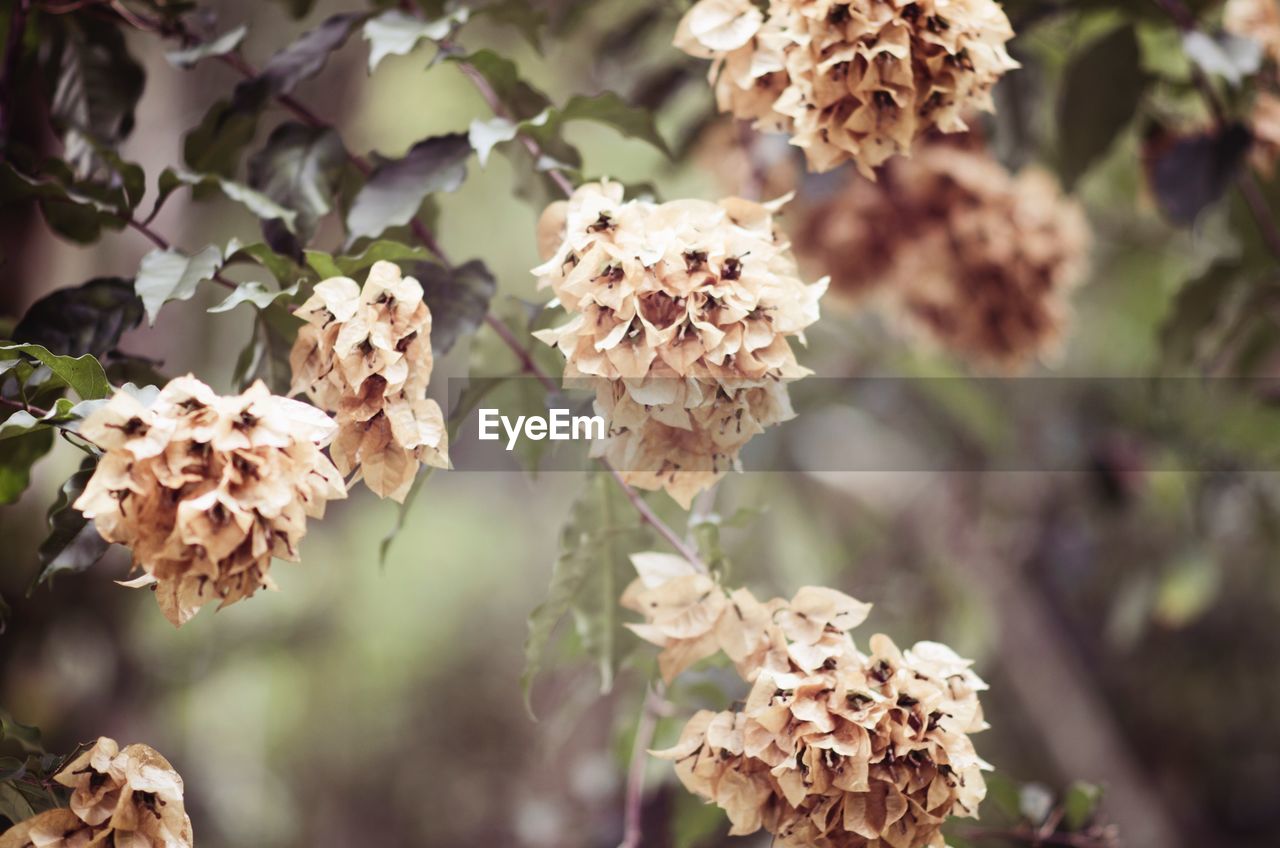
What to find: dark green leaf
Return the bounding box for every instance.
[0,713,42,753]
[1063,781,1103,830]
[48,17,145,178]
[0,781,35,826]
[159,168,299,231]
[231,305,300,393]
[0,429,54,506]
[13,278,142,358]
[378,468,434,565]
[225,242,310,287]
[522,475,647,717]
[134,245,223,324]
[1143,124,1251,226]
[34,460,109,588]
[535,92,671,157]
[0,345,110,400]
[183,97,260,178]
[0,162,127,244]
[449,50,551,121]
[1058,25,1147,188]
[268,0,318,19]
[345,134,471,246]
[231,12,367,113]
[410,259,497,353]
[1159,260,1246,368]
[165,25,249,69]
[248,122,347,248]
[307,241,431,279]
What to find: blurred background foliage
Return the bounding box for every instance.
[3,0,1280,847]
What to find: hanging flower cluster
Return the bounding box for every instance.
[290,260,449,502]
[1226,1,1280,175]
[532,181,826,508]
[795,140,1090,367]
[623,553,989,848]
[0,738,192,848]
[674,0,1019,176]
[74,377,346,627]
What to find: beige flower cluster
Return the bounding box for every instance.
[795,140,1090,367]
[0,738,192,848]
[674,0,1019,176]
[1226,1,1280,175]
[623,553,989,848]
[74,377,346,627]
[533,181,826,508]
[290,260,449,502]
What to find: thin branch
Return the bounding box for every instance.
[617,684,665,848]
[0,396,103,450]
[125,217,236,289]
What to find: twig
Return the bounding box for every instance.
[617,684,665,848]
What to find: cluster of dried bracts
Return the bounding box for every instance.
[675,0,1019,176]
[290,260,450,502]
[533,180,826,507]
[74,377,346,627]
[623,554,989,848]
[796,137,1090,366]
[0,738,192,848]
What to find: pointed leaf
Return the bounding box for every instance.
[345,134,471,245]
[134,246,223,324]
[165,26,248,69]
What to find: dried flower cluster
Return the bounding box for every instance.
[532,181,826,507]
[290,260,449,502]
[0,738,192,848]
[1226,0,1280,66]
[674,0,1019,176]
[74,377,346,627]
[623,553,989,848]
[795,141,1090,367]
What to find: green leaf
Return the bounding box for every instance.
[362,8,467,72]
[226,242,310,287]
[0,781,35,826]
[309,241,432,279]
[231,305,300,393]
[268,0,318,19]
[1062,781,1103,831]
[469,117,520,167]
[473,0,547,52]
[48,16,145,178]
[208,281,301,314]
[345,134,471,246]
[522,475,647,717]
[449,50,551,121]
[0,429,53,506]
[248,122,347,248]
[165,25,249,69]
[534,92,671,157]
[13,278,142,358]
[378,467,434,565]
[33,460,109,588]
[159,168,299,232]
[0,712,42,753]
[409,259,497,354]
[134,246,223,325]
[0,163,128,244]
[1058,25,1147,188]
[1158,260,1246,368]
[0,345,110,400]
[183,97,260,178]
[232,12,367,112]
